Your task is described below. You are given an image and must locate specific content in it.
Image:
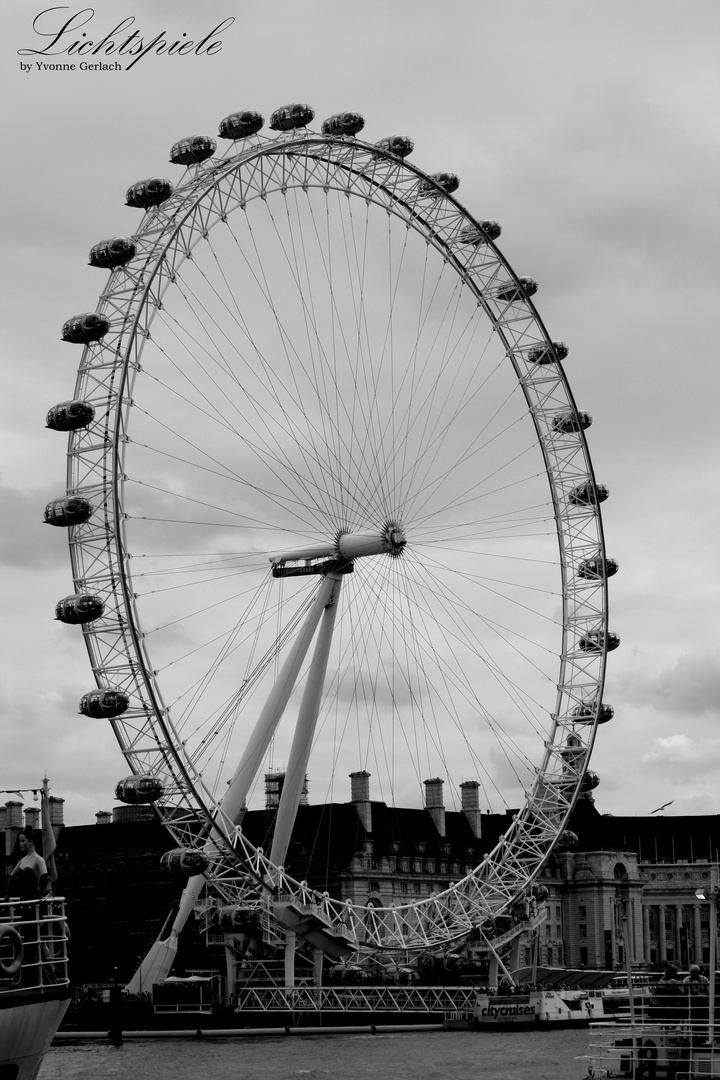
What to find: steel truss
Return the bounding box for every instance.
[59,119,610,953]
[235,984,479,1015]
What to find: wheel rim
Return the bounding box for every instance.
[59,119,610,951]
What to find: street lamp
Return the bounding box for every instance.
[695,870,719,1043]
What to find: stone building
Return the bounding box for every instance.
[543,799,720,971]
[239,771,512,912]
[3,778,720,983]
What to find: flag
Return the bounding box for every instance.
[41,782,58,882]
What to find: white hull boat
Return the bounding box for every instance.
[0,897,71,1080]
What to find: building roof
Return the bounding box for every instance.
[568,799,720,862]
[237,800,515,888]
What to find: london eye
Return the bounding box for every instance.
[46,102,617,966]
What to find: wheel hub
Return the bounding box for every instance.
[269,522,406,569]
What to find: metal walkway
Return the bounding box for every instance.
[236,985,477,1014]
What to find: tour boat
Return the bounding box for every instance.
[473,987,606,1030]
[0,896,71,1080]
[583,983,720,1078]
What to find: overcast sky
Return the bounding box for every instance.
[1,0,719,827]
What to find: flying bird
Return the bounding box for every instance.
[649,800,674,814]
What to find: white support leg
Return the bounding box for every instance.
[510,931,521,972]
[124,873,206,993]
[225,943,236,1005]
[313,947,324,988]
[285,930,297,988]
[219,573,338,826]
[270,575,342,872]
[126,576,336,994]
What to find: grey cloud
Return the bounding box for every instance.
[0,482,72,569]
[630,653,720,717]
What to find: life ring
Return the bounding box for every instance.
[639,1038,658,1060]
[0,924,24,978]
[638,1038,657,1077]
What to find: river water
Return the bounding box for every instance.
[43,1028,593,1079]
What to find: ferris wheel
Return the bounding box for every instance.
[47,102,617,956]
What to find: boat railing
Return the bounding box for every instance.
[585,988,720,1079]
[0,895,70,995]
[630,985,719,1029]
[586,1021,720,1080]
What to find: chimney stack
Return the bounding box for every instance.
[95,811,112,825]
[460,780,482,838]
[4,801,23,856]
[424,777,446,837]
[24,806,40,832]
[2,803,22,859]
[5,801,23,829]
[49,796,65,829]
[349,770,372,833]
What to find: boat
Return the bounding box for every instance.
[560,976,654,1015]
[0,895,72,1080]
[582,979,720,1078]
[473,987,606,1030]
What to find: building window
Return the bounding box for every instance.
[580,947,588,965]
[579,905,586,918]
[579,924,587,938]
[547,947,553,965]
[369,880,380,892]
